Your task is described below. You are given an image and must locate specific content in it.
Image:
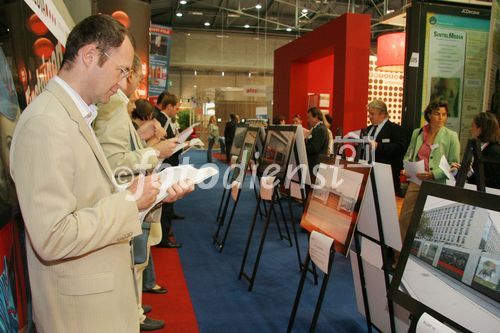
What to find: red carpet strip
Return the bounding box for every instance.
[142,247,199,333]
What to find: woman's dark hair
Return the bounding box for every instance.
[324,114,333,126]
[132,99,153,121]
[307,107,323,120]
[61,14,135,70]
[161,93,179,109]
[473,112,500,143]
[156,91,167,106]
[273,115,286,124]
[423,100,449,122]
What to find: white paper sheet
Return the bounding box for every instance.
[231,180,241,201]
[344,130,361,139]
[416,313,457,333]
[439,155,456,186]
[177,122,200,143]
[404,160,425,185]
[309,231,334,274]
[138,165,218,222]
[260,176,275,201]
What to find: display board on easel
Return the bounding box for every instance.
[388,182,500,333]
[300,156,371,255]
[230,124,249,159]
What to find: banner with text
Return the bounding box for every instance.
[149,24,173,98]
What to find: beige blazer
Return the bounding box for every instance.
[10,80,142,333]
[94,94,162,246]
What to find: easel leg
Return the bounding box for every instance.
[218,190,242,253]
[309,250,335,333]
[216,186,227,222]
[238,198,263,280]
[277,196,293,246]
[287,254,311,333]
[253,183,264,221]
[287,195,302,271]
[247,200,274,291]
[272,203,285,240]
[213,190,232,246]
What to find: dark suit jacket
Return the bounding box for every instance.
[224,120,237,144]
[367,120,407,191]
[153,110,180,167]
[306,122,329,175]
[468,142,500,189]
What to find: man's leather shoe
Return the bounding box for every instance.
[172,213,185,220]
[165,241,182,248]
[140,317,164,331]
[144,285,168,294]
[142,304,152,314]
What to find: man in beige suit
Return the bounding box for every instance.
[94,54,175,331]
[9,15,192,333]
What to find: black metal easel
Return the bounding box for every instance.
[287,243,335,333]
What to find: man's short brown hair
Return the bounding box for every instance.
[161,93,179,109]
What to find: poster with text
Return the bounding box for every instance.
[421,13,490,151]
[149,24,172,97]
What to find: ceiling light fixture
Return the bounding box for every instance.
[194,70,197,76]
[286,27,292,32]
[221,71,225,77]
[204,22,210,26]
[301,8,308,14]
[180,0,187,4]
[256,4,262,10]
[176,12,183,17]
[191,11,203,16]
[244,24,250,28]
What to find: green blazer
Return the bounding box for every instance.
[404,126,460,183]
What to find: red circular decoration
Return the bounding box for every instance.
[33,38,54,59]
[27,14,49,36]
[377,32,405,72]
[112,11,130,28]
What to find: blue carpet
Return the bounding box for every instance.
[173,150,368,333]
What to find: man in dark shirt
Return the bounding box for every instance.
[366,99,407,197]
[305,107,329,181]
[224,114,237,163]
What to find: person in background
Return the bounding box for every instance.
[465,112,500,189]
[292,114,302,125]
[399,101,460,243]
[273,115,286,125]
[154,91,167,114]
[323,113,334,155]
[207,115,219,163]
[131,99,166,146]
[305,107,329,180]
[365,99,407,196]
[94,54,179,331]
[224,114,237,163]
[154,93,185,248]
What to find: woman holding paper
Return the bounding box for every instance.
[398,101,460,243]
[207,115,219,163]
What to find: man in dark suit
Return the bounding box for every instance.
[224,114,237,163]
[366,99,407,197]
[154,93,184,248]
[306,107,329,180]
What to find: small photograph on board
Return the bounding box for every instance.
[429,77,461,118]
[389,183,500,333]
[230,124,249,158]
[300,157,371,255]
[231,127,259,183]
[258,125,296,182]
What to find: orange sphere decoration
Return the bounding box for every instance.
[112,11,130,28]
[33,38,54,59]
[27,14,49,36]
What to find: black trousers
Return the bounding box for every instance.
[159,202,174,243]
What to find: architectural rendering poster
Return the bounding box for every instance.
[390,183,500,332]
[258,126,296,182]
[231,127,258,184]
[149,24,172,97]
[300,158,371,255]
[421,12,490,150]
[230,125,248,158]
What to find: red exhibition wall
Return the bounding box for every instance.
[274,13,371,133]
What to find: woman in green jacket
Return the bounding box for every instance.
[399,101,460,243]
[207,115,219,163]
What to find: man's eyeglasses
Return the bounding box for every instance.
[99,49,131,79]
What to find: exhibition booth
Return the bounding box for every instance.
[0,0,499,332]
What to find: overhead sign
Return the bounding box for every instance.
[243,85,266,97]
